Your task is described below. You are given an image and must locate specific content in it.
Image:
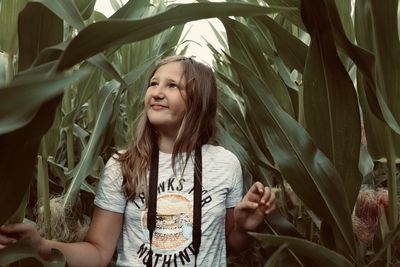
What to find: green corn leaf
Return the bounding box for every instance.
[263,0,304,30]
[56,2,294,70]
[0,238,65,267]
[73,0,96,20]
[62,80,119,209]
[301,0,362,208]
[18,1,63,71]
[324,0,400,136]
[367,222,400,266]
[251,233,354,267]
[253,16,307,73]
[333,0,355,43]
[40,105,63,159]
[227,55,356,258]
[364,0,400,159]
[0,0,28,55]
[61,56,157,208]
[0,51,10,86]
[60,66,101,128]
[110,0,150,19]
[31,0,85,30]
[263,243,289,267]
[27,0,126,86]
[222,17,295,117]
[217,72,278,173]
[0,70,88,225]
[0,70,88,134]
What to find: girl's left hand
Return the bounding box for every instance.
[234,182,276,232]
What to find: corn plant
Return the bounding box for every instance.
[206,0,400,266]
[1,0,399,266]
[0,0,293,265]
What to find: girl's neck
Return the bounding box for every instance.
[158,134,175,154]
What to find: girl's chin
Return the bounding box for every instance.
[149,119,176,129]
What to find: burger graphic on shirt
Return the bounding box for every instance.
[142,194,193,251]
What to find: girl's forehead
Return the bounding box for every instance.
[152,61,185,81]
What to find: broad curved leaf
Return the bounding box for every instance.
[323,0,400,136]
[62,57,157,208]
[251,233,354,267]
[56,2,294,70]
[222,17,295,117]
[263,0,305,30]
[27,0,126,86]
[62,80,118,209]
[217,70,278,173]
[0,0,28,55]
[31,0,85,30]
[18,1,63,71]
[0,71,87,225]
[227,55,356,258]
[263,243,289,267]
[0,70,88,134]
[365,0,400,158]
[74,0,96,20]
[367,222,400,266]
[301,0,362,208]
[110,0,150,19]
[253,16,307,73]
[0,238,65,266]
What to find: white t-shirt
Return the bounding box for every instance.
[94,144,243,267]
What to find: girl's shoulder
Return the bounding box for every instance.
[108,149,127,160]
[202,144,240,164]
[104,150,125,169]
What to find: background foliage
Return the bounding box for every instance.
[0,0,399,266]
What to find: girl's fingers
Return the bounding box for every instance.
[1,223,32,234]
[237,199,270,214]
[260,187,272,204]
[243,182,264,202]
[0,234,17,245]
[236,200,259,211]
[0,224,35,241]
[246,182,263,195]
[242,183,277,214]
[264,202,276,214]
[253,182,264,194]
[266,189,276,206]
[263,189,276,214]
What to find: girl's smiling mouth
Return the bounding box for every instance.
[151,104,167,110]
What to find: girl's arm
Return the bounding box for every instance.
[225,207,254,254]
[225,182,276,254]
[0,207,123,267]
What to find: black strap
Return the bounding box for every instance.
[192,147,202,266]
[147,144,159,267]
[146,146,202,267]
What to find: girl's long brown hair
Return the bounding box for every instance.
[117,55,218,200]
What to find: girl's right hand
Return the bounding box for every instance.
[0,224,48,256]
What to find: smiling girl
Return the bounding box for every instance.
[0,56,276,267]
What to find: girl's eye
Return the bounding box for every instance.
[149,81,158,87]
[169,83,178,88]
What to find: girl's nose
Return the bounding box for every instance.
[152,85,165,99]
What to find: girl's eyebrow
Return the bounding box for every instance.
[150,76,186,86]
[165,78,180,84]
[163,78,185,85]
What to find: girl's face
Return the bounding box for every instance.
[145,61,187,137]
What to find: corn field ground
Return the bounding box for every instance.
[0,0,399,266]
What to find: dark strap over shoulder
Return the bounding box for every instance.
[192,147,202,266]
[146,144,159,267]
[147,146,202,267]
